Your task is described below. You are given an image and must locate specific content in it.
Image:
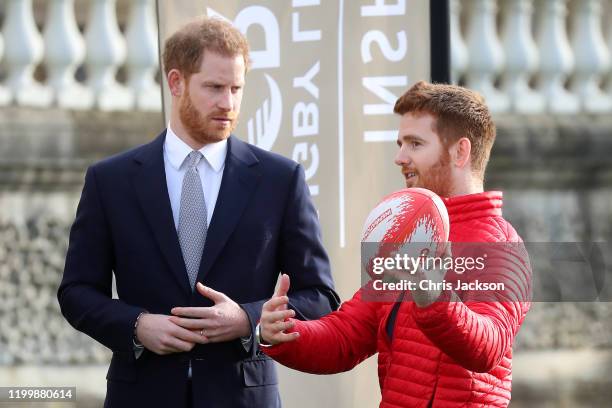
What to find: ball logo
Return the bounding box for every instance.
[362,207,392,241]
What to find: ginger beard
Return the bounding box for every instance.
[179,86,238,145]
[403,149,453,198]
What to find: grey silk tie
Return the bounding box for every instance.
[178,151,208,290]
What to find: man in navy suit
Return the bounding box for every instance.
[57,17,339,408]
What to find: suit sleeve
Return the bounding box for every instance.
[412,242,532,373]
[263,288,378,374]
[57,166,145,353]
[240,164,340,349]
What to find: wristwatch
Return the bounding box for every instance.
[133,311,148,349]
[255,323,272,347]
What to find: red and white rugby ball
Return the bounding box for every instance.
[361,188,450,275]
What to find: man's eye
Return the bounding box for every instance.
[231,86,242,93]
[411,142,421,148]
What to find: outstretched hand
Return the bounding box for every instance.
[259,274,299,345]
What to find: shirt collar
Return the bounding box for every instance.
[165,125,227,173]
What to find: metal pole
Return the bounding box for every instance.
[430,0,451,84]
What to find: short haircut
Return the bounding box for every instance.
[162,17,250,78]
[394,81,496,177]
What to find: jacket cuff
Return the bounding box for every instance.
[238,300,265,356]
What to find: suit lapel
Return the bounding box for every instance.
[132,130,192,295]
[196,135,261,284]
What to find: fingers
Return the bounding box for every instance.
[260,305,297,346]
[170,306,216,319]
[170,323,209,344]
[195,283,227,304]
[138,314,212,355]
[268,319,296,333]
[262,295,289,312]
[261,309,295,324]
[414,264,432,279]
[444,242,453,259]
[273,274,290,298]
[161,336,197,353]
[155,326,200,354]
[193,328,227,341]
[385,264,414,279]
[168,316,223,336]
[169,316,205,330]
[261,320,300,344]
[275,331,300,343]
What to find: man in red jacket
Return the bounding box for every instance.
[258,81,531,407]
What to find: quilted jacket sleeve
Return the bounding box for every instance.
[412,241,532,373]
[263,288,379,374]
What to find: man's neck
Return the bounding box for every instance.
[169,112,206,151]
[448,176,484,197]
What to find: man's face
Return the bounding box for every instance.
[394,113,453,197]
[179,51,245,144]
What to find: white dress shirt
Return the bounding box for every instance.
[164,125,227,229]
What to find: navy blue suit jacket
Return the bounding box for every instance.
[58,132,339,407]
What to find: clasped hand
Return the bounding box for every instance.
[135,282,250,355]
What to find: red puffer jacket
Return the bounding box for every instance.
[264,191,531,407]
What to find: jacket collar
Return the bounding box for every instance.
[442,191,503,223]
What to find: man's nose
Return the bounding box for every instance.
[217,89,233,111]
[394,147,408,166]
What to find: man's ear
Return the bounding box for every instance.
[452,137,471,168]
[167,69,185,97]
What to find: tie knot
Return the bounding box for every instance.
[186,151,203,168]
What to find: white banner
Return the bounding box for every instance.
[158,1,431,406]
